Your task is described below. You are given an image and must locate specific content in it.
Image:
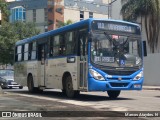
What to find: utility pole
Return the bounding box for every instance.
[108,0,117,19]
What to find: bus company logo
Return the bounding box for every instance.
[2,112,11,117]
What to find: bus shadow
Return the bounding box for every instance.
[74,94,135,101]
[6,89,135,102]
[155,96,160,98]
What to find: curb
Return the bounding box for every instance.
[143,86,160,91]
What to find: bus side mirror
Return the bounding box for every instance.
[143,41,147,57]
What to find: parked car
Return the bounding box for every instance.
[0,69,23,89]
[0,77,8,89]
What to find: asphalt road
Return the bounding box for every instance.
[0,87,160,120]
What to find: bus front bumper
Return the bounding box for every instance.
[88,77,144,91]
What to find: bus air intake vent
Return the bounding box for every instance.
[110,83,129,87]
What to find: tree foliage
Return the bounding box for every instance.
[121,0,160,53]
[0,21,40,64]
[58,19,73,28]
[0,0,9,21]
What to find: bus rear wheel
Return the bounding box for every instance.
[65,76,78,98]
[19,86,23,89]
[27,75,43,93]
[27,75,36,93]
[107,90,121,99]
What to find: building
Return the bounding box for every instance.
[110,0,160,86]
[7,0,110,32]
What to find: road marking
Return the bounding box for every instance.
[7,92,128,111]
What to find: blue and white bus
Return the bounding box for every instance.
[14,18,144,98]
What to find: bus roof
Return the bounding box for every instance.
[15,18,140,46]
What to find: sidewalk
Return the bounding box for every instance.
[143,86,160,90]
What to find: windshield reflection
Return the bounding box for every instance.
[91,32,142,67]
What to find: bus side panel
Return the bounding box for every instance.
[46,56,78,90]
[26,61,39,87]
[14,61,40,87]
[14,62,28,86]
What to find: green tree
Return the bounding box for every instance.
[0,21,40,64]
[0,0,9,22]
[121,0,160,53]
[13,21,41,40]
[58,19,73,27]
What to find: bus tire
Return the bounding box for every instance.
[65,76,76,98]
[35,88,43,93]
[19,86,23,89]
[27,75,36,93]
[75,90,80,96]
[62,89,66,95]
[107,90,121,99]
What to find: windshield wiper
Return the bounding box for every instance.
[103,32,130,63]
[104,32,129,47]
[104,32,114,44]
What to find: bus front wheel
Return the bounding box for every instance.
[107,90,121,99]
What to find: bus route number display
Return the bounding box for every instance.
[94,56,114,63]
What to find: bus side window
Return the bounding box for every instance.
[53,35,60,56]
[17,45,22,62]
[59,34,64,55]
[31,42,37,60]
[38,44,43,61]
[51,34,65,56]
[65,31,76,55]
[24,44,29,61]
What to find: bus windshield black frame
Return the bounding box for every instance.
[90,20,142,69]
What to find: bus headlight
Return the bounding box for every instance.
[89,69,105,81]
[136,57,141,65]
[133,71,143,80]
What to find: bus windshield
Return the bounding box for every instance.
[91,32,142,68]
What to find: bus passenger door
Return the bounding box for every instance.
[38,43,47,87]
[79,29,88,90]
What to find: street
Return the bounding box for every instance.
[0,87,159,119]
[1,0,160,120]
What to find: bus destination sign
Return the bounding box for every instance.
[92,21,140,34]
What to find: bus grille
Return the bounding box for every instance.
[110,83,129,87]
[107,78,131,80]
[103,70,136,76]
